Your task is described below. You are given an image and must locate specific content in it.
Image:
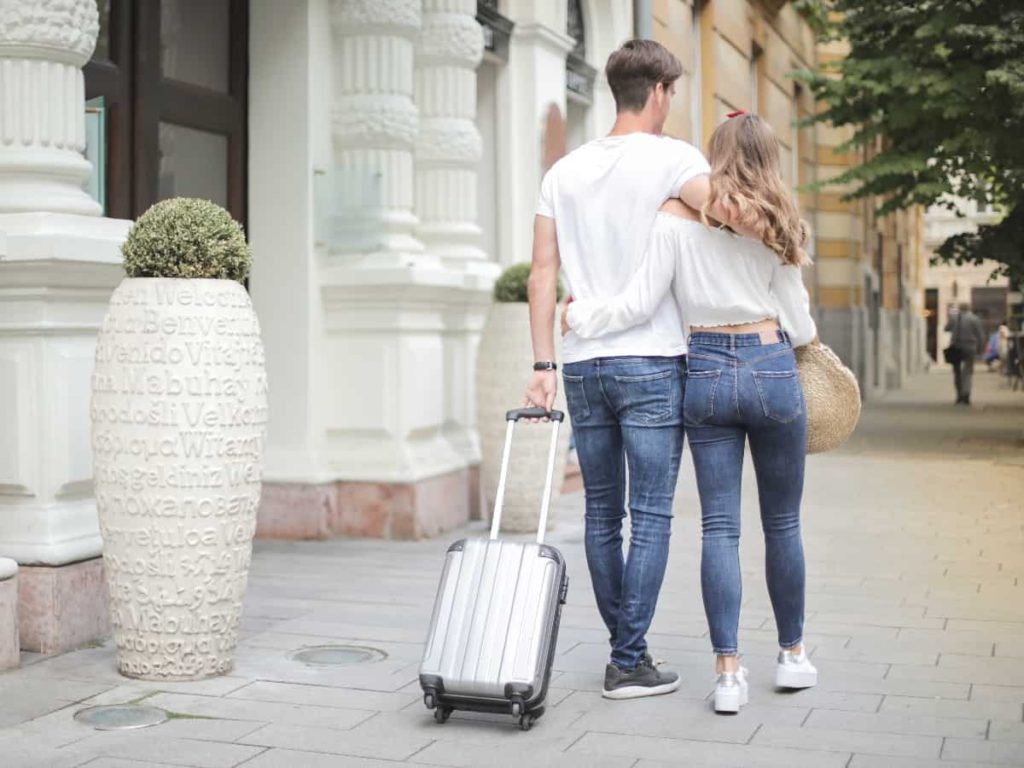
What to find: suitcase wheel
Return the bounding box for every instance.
[510,699,524,717]
[518,713,536,731]
[434,706,453,724]
[423,692,436,710]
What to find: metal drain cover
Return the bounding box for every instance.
[290,644,387,666]
[74,705,169,730]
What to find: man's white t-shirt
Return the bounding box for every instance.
[536,133,710,364]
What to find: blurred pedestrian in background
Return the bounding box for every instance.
[944,302,986,405]
[985,330,1000,371]
[996,322,1011,375]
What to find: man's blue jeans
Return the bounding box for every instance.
[684,332,807,656]
[562,356,686,669]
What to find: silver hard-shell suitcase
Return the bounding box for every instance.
[419,407,568,731]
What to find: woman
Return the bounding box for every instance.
[565,113,818,713]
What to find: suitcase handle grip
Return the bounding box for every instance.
[505,408,565,423]
[490,412,563,544]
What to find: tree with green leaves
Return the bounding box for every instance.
[797,0,1024,286]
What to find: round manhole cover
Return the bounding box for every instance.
[290,644,387,666]
[74,705,169,731]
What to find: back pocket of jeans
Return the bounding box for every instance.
[751,370,803,423]
[613,369,674,424]
[563,373,590,423]
[683,369,721,426]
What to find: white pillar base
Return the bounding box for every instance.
[0,558,18,670]
[320,264,474,482]
[0,213,128,566]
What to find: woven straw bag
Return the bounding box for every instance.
[795,343,861,454]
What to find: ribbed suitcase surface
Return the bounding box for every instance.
[420,538,565,700]
[419,408,568,729]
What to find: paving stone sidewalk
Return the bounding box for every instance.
[1,368,1022,767]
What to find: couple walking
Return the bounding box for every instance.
[523,40,819,714]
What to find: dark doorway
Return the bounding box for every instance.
[867,274,880,389]
[972,286,1008,342]
[925,288,938,362]
[84,0,248,224]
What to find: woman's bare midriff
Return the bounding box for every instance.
[691,318,781,345]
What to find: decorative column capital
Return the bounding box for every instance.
[331,97,418,150]
[0,0,99,66]
[0,0,101,215]
[413,0,490,272]
[417,14,484,67]
[416,121,481,165]
[331,0,420,38]
[329,0,425,262]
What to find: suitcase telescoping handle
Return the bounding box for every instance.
[489,408,565,545]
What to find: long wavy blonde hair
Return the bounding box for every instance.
[702,114,810,266]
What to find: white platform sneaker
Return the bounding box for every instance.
[713,666,749,713]
[776,648,818,689]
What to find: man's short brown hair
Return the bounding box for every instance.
[605,39,683,113]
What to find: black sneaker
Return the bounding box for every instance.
[602,653,680,700]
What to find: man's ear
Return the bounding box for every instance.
[645,82,664,112]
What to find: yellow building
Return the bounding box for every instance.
[651,0,927,395]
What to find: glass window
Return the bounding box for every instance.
[692,0,703,146]
[750,46,762,115]
[476,62,499,264]
[157,122,229,207]
[94,0,112,62]
[161,0,230,92]
[567,0,586,58]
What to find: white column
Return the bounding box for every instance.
[584,0,633,138]
[415,1,495,491]
[249,0,330,486]
[320,0,470,532]
[502,10,575,270]
[0,0,130,565]
[0,0,102,216]
[329,0,426,267]
[414,0,486,269]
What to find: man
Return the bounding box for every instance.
[945,302,986,405]
[524,39,716,700]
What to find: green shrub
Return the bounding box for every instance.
[121,198,251,283]
[493,262,564,303]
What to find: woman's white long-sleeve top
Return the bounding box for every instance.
[567,212,817,349]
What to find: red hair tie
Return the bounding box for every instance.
[726,110,747,118]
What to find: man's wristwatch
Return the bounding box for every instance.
[533,361,557,372]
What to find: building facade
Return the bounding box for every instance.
[0,0,633,652]
[922,201,1010,362]
[243,0,630,545]
[0,0,926,653]
[651,0,928,395]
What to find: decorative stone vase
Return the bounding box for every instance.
[90,278,267,680]
[0,558,18,670]
[476,303,570,532]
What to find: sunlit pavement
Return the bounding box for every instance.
[0,367,1022,767]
